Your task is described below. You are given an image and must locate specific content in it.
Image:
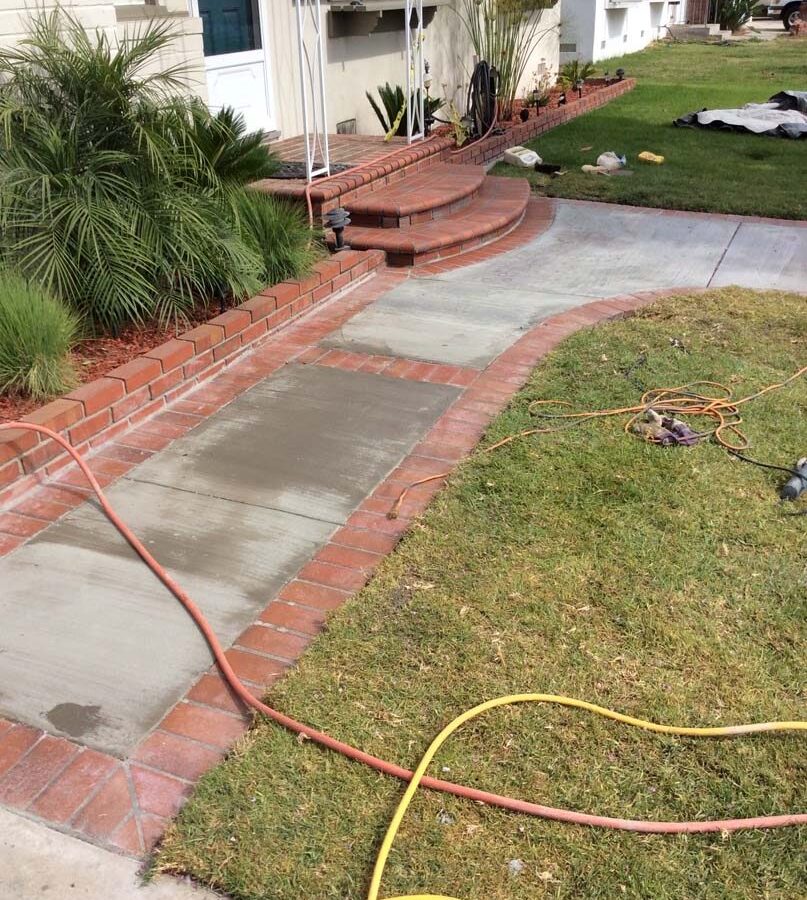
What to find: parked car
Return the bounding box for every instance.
[767,0,803,29]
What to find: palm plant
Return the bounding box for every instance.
[558,59,596,88]
[459,0,558,121]
[366,83,443,139]
[0,12,277,333]
[184,103,280,187]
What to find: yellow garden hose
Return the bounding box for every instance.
[368,693,807,900]
[0,424,803,898]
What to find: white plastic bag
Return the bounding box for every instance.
[595,151,626,171]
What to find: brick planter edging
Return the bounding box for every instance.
[0,249,385,508]
[449,78,636,167]
[0,284,696,858]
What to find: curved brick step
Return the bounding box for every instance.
[343,176,530,267]
[347,163,486,228]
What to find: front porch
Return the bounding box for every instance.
[255,76,637,266]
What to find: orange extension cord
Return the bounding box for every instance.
[389,367,807,518]
[0,419,804,834]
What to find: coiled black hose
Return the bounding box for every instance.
[466,60,497,139]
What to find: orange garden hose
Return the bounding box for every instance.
[0,421,805,840]
[388,367,807,518]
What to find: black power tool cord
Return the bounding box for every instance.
[727,449,801,478]
[727,450,807,516]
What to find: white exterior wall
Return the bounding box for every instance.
[1,0,561,141]
[0,0,118,50]
[266,0,562,138]
[560,0,685,64]
[0,0,206,99]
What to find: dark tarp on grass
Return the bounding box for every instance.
[674,91,807,139]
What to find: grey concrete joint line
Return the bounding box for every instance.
[122,475,346,528]
[707,220,743,288]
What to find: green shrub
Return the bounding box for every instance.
[0,271,79,400]
[0,12,282,333]
[236,190,324,286]
[717,0,754,31]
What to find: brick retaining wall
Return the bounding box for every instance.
[0,249,385,506]
[450,78,636,166]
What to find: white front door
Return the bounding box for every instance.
[192,0,276,133]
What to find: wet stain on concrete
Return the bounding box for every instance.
[46,703,108,739]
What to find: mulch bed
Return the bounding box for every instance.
[0,305,214,424]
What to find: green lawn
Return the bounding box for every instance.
[157,289,807,900]
[492,40,807,219]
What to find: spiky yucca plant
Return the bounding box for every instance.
[460,0,558,120]
[366,83,443,139]
[0,270,79,400]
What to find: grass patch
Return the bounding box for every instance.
[158,288,807,900]
[492,40,807,219]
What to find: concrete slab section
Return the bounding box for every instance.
[321,279,590,367]
[0,480,333,756]
[130,364,460,523]
[710,221,807,292]
[0,807,220,899]
[437,202,738,297]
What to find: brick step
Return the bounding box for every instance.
[347,163,486,228]
[342,176,530,267]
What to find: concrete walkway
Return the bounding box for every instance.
[0,807,219,899]
[1,199,805,897]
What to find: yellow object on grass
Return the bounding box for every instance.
[367,693,807,900]
[638,151,665,164]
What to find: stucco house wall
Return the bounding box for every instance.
[265,0,561,139]
[560,0,685,64]
[1,0,561,141]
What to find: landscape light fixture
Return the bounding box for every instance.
[616,67,625,81]
[574,78,584,99]
[424,61,434,135]
[325,207,351,250]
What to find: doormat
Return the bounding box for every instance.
[272,161,353,179]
